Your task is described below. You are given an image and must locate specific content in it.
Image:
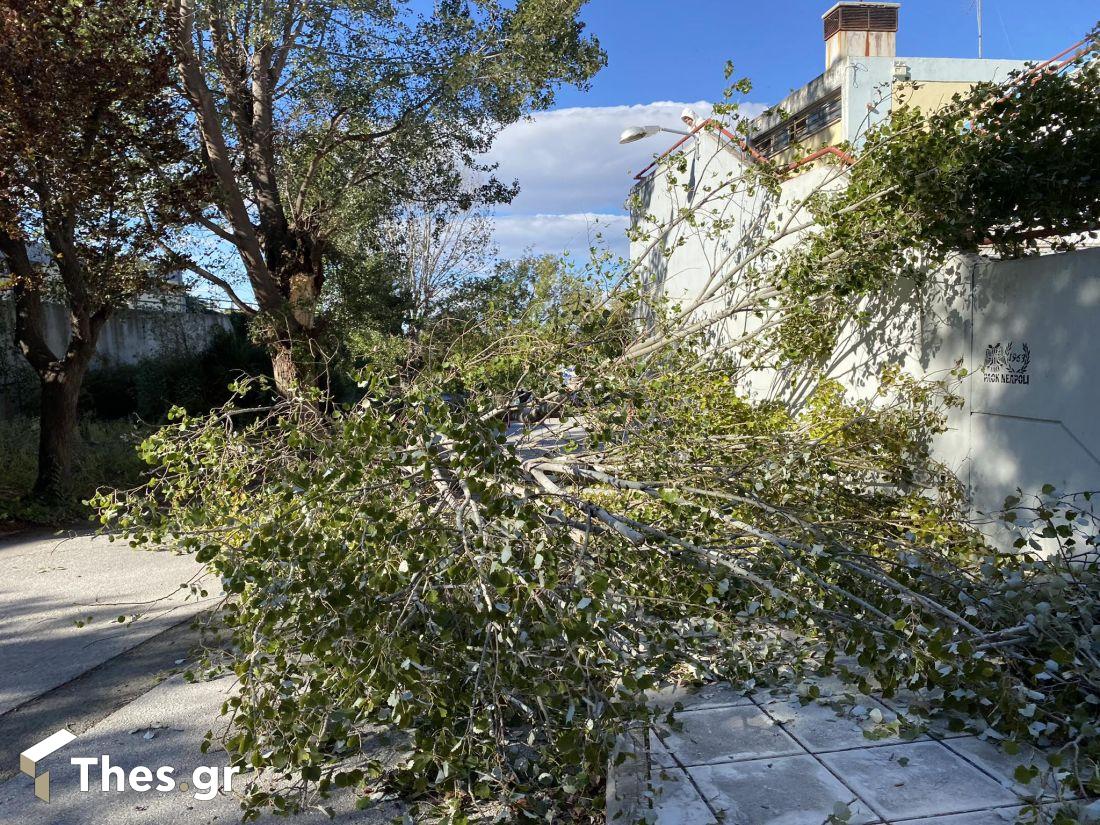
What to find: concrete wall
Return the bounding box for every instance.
[0,298,234,409]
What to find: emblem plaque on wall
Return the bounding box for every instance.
[983,342,1030,385]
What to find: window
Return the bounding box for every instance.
[750,92,842,158]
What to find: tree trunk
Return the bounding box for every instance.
[0,231,97,502]
[33,359,89,501]
[270,340,305,398]
[267,260,325,398]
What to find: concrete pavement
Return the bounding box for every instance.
[0,529,219,716]
[0,529,407,824]
[0,674,403,824]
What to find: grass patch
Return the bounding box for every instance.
[0,416,151,528]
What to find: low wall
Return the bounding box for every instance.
[0,298,234,412]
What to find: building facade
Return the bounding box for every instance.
[627,2,1100,533]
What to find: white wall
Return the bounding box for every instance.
[932,249,1100,521]
[630,138,1100,541]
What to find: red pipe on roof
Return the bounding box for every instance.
[784,145,855,171]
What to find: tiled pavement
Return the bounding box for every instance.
[607,679,1095,825]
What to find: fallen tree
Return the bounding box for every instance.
[96,32,1100,824]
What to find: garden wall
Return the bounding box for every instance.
[781,245,1100,529]
[0,298,233,414]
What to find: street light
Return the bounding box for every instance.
[618,124,691,145]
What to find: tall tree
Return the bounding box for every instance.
[0,0,190,500]
[161,0,604,394]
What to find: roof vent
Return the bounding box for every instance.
[824,4,898,38]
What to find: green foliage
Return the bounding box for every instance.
[95,335,1100,819]
[0,0,192,297]
[421,255,634,386]
[271,0,607,229]
[79,326,271,422]
[323,250,411,341]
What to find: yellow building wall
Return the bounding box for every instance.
[770,121,845,168]
[894,81,979,114]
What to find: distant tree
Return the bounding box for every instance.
[381,205,496,338]
[161,0,604,395]
[320,204,495,348]
[421,253,633,380]
[0,0,190,500]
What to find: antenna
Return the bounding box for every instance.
[977,0,984,58]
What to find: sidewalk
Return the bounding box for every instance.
[0,529,404,824]
[6,529,1093,824]
[0,529,217,716]
[609,679,1096,824]
[0,674,402,824]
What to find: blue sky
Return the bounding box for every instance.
[556,0,1098,109]
[485,0,1098,262]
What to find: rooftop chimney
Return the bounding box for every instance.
[822,2,899,71]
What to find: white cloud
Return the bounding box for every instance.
[492,212,630,261]
[487,101,711,216]
[484,100,767,261]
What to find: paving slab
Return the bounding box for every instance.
[937,736,1062,800]
[606,734,716,825]
[688,754,879,825]
[893,806,1022,823]
[621,767,716,825]
[759,693,925,753]
[0,530,218,715]
[0,674,404,825]
[653,704,802,767]
[876,689,975,740]
[650,681,755,712]
[649,731,677,768]
[617,675,1098,824]
[818,741,1021,821]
